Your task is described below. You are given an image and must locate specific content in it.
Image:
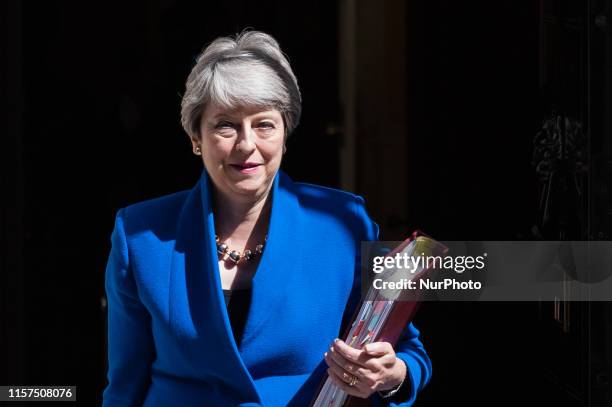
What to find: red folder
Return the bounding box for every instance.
[311,231,448,407]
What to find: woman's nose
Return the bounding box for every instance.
[236,126,256,154]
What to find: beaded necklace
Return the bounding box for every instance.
[215,235,266,264]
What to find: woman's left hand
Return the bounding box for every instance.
[323,338,407,399]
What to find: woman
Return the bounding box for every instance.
[103,30,431,407]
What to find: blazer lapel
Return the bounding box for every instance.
[239,170,303,348]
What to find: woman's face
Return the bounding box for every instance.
[195,102,285,203]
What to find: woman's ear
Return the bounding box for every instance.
[190,136,202,156]
[191,135,202,148]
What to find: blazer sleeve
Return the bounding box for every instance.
[352,196,433,407]
[378,323,433,407]
[102,208,156,407]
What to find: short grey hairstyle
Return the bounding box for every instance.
[180,30,302,139]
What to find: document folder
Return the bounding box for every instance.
[311,231,448,407]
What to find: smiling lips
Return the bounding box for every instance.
[229,162,262,173]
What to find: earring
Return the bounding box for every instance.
[193,146,202,156]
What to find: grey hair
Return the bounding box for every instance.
[180,30,302,139]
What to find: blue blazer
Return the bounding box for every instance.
[102,170,432,407]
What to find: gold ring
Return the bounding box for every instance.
[349,375,359,387]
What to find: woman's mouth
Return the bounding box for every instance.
[229,162,262,174]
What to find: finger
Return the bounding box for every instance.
[325,350,350,372]
[363,341,394,356]
[327,346,360,374]
[325,351,377,388]
[327,368,368,399]
[332,339,369,367]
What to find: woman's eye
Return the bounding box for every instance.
[215,121,234,129]
[257,122,275,129]
[214,121,237,137]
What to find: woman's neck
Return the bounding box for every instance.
[212,187,272,246]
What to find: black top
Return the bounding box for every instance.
[222,287,252,348]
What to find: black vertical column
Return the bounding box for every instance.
[0,0,26,386]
